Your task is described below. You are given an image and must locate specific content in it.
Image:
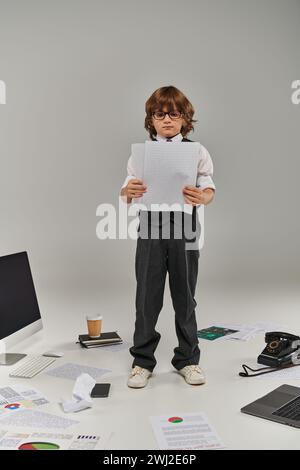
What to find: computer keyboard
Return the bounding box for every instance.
[9,355,57,378]
[273,396,300,421]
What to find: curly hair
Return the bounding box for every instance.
[145,86,197,140]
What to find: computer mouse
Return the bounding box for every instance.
[43,351,64,358]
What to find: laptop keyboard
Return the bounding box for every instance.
[273,396,300,420]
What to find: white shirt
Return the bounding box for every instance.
[121,132,216,191]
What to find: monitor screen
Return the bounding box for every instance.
[0,252,41,340]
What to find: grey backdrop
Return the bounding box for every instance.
[0,0,299,296]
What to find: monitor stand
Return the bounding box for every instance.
[0,353,27,365]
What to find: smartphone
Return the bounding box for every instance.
[91,383,111,398]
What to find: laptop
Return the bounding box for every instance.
[241,384,300,428]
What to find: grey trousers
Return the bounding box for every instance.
[129,211,201,372]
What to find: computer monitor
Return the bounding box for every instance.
[0,251,43,364]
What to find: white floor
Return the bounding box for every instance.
[2,282,300,450]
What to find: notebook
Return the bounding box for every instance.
[78,331,122,348]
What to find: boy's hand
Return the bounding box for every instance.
[125,179,147,199]
[183,186,215,206]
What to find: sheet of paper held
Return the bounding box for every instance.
[135,141,201,214]
[61,373,96,413]
[131,143,145,181]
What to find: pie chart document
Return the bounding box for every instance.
[0,430,110,450]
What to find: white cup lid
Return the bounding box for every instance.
[86,315,103,321]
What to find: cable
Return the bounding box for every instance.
[239,363,300,378]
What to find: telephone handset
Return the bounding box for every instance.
[265,331,300,343]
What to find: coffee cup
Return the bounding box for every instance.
[86,315,103,338]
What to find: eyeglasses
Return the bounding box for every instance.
[152,111,183,120]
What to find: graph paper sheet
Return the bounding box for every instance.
[131,141,200,213]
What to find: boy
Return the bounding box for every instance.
[120,86,215,388]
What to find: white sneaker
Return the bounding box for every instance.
[127,366,152,388]
[178,365,206,385]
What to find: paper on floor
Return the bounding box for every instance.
[224,322,285,341]
[150,412,225,450]
[200,321,285,342]
[61,373,96,413]
[0,409,79,429]
[0,429,107,450]
[45,362,111,381]
[0,385,49,416]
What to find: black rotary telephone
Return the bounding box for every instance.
[239,332,300,377]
